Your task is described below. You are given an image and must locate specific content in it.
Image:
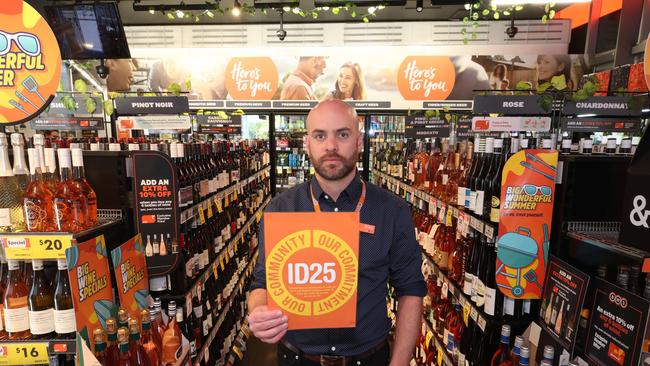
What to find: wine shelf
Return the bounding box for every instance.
[564,221,649,265]
[0,209,124,260]
[180,166,270,224]
[194,249,258,366]
[372,170,496,241]
[422,252,490,334]
[424,319,455,366]
[172,197,270,303]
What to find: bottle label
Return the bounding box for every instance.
[471,275,478,302]
[438,252,449,269]
[468,192,477,210]
[463,273,473,295]
[194,305,203,319]
[5,305,30,332]
[54,308,76,334]
[503,297,515,316]
[28,309,54,334]
[457,186,466,206]
[185,258,195,278]
[424,181,430,188]
[150,276,168,292]
[490,207,500,223]
[203,319,209,336]
[523,299,531,314]
[0,208,12,227]
[442,174,448,185]
[474,190,485,214]
[484,287,497,316]
[458,352,466,366]
[476,280,486,307]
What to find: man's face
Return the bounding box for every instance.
[106,59,136,92]
[305,101,362,181]
[310,57,327,80]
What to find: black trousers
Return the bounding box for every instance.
[277,341,390,366]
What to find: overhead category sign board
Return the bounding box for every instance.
[473,95,549,115]
[196,114,242,134]
[114,96,189,115]
[472,116,551,132]
[563,96,643,117]
[405,115,451,138]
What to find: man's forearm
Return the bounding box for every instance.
[248,288,268,314]
[390,296,423,366]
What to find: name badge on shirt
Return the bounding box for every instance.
[360,223,375,234]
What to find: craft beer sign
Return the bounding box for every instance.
[265,212,359,330]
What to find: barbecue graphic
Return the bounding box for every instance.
[496,224,549,297]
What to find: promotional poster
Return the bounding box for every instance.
[264,212,359,330]
[111,234,150,319]
[65,235,115,349]
[0,1,61,125]
[496,149,558,299]
[102,51,588,110]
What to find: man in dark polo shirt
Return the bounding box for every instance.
[248,100,426,366]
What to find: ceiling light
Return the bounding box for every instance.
[415,0,423,12]
[491,0,590,5]
[283,6,291,11]
[148,8,155,14]
[206,10,214,17]
[232,0,241,16]
[176,9,185,18]
[368,6,376,13]
[576,113,596,118]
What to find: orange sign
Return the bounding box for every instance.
[645,37,650,92]
[0,1,62,125]
[397,56,455,100]
[66,235,115,349]
[496,149,558,299]
[264,212,359,330]
[225,57,278,100]
[111,234,150,320]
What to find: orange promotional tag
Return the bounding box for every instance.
[360,223,375,234]
[264,212,360,330]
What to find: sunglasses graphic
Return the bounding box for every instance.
[0,30,41,57]
[522,184,552,196]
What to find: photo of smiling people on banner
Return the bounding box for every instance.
[280,56,327,100]
[323,62,367,101]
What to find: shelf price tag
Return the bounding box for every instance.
[2,343,50,365]
[484,225,494,240]
[198,207,206,225]
[463,303,471,326]
[477,316,487,332]
[437,348,443,366]
[207,203,213,219]
[0,234,73,260]
[470,307,478,322]
[215,197,223,213]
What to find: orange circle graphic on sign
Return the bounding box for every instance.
[0,1,62,125]
[266,229,358,317]
[225,57,278,100]
[644,37,650,91]
[397,56,455,100]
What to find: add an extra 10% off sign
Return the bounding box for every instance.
[265,212,360,330]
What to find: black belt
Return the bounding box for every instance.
[279,339,388,366]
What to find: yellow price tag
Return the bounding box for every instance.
[198,207,206,225]
[4,343,50,365]
[425,331,433,348]
[463,303,470,326]
[0,234,72,260]
[219,256,225,270]
[225,249,230,263]
[215,197,223,213]
[437,348,443,366]
[234,189,238,201]
[224,194,230,207]
[212,263,218,279]
[207,203,213,219]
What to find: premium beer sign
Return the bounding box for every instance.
[264,212,359,330]
[0,1,62,125]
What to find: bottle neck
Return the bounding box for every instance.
[60,167,72,181]
[72,166,84,180]
[12,145,28,175]
[0,145,13,176]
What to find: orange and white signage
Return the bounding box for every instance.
[0,1,61,125]
[225,57,278,100]
[265,212,359,330]
[472,116,551,132]
[397,56,455,100]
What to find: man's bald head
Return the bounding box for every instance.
[306,100,358,133]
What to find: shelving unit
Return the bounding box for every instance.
[372,170,496,240]
[565,221,649,266]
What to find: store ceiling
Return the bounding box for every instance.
[37,0,559,26]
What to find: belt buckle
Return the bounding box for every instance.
[320,354,346,366]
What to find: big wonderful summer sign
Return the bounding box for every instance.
[0,1,61,126]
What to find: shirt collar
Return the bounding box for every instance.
[310,173,362,204]
[292,70,314,86]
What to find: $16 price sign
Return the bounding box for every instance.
[0,343,50,365]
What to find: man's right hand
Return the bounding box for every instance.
[248,305,288,344]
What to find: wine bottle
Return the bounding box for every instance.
[510,335,524,365]
[23,148,56,232]
[94,328,109,366]
[54,148,88,233]
[54,259,76,338]
[0,133,26,232]
[106,318,119,364]
[10,133,29,190]
[4,259,31,339]
[71,148,98,227]
[161,301,182,365]
[519,346,530,366]
[117,327,133,366]
[129,318,151,366]
[491,325,511,366]
[141,309,160,366]
[542,345,555,364]
[118,308,130,329]
[29,259,55,338]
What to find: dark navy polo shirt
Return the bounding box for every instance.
[250,174,427,356]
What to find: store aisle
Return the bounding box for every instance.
[243,336,277,365]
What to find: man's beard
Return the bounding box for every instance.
[313,153,357,181]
